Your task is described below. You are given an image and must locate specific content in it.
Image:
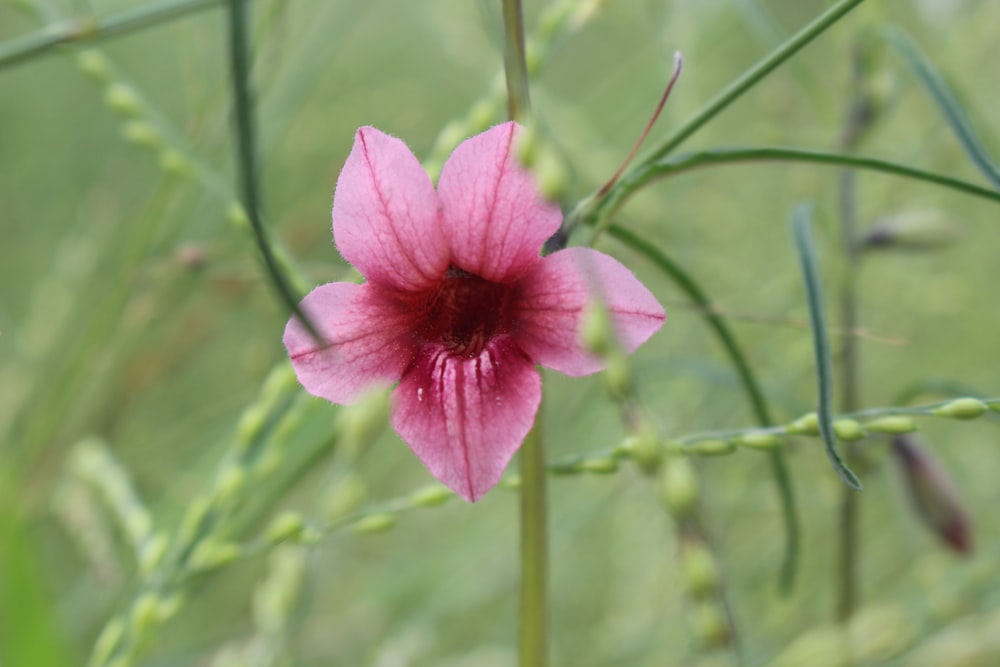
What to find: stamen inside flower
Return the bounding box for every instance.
[417,266,514,355]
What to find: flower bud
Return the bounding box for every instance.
[129,592,163,638]
[75,50,111,82]
[226,202,250,230]
[580,301,615,357]
[189,540,243,570]
[121,121,163,149]
[91,617,125,667]
[138,532,168,577]
[660,457,699,518]
[350,513,396,535]
[621,431,661,474]
[866,416,917,434]
[932,397,987,420]
[104,83,143,117]
[515,121,539,168]
[685,439,735,457]
[682,542,721,599]
[265,511,306,544]
[409,485,453,508]
[786,412,819,436]
[987,399,1000,414]
[736,432,782,451]
[833,418,866,442]
[577,456,619,474]
[236,405,268,448]
[861,210,959,251]
[158,148,191,176]
[892,435,971,554]
[692,601,730,649]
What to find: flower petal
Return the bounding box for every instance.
[333,127,448,291]
[391,336,541,502]
[284,282,419,404]
[437,122,562,283]
[511,247,665,376]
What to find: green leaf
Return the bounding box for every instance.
[887,28,1000,191]
[791,205,862,490]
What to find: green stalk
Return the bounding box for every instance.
[519,423,548,667]
[588,147,1000,234]
[0,0,223,71]
[501,0,532,121]
[226,0,319,339]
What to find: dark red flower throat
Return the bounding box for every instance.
[417,265,514,356]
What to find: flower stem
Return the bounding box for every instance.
[501,0,532,121]
[519,421,548,667]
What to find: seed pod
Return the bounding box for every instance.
[350,513,396,535]
[660,457,699,518]
[833,418,866,442]
[682,542,721,600]
[866,416,917,434]
[736,432,782,451]
[787,413,820,436]
[892,435,972,554]
[932,398,988,420]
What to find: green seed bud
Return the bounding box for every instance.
[693,601,730,649]
[683,543,721,599]
[580,301,614,357]
[621,431,661,474]
[515,121,539,167]
[214,465,246,506]
[577,456,619,474]
[833,418,866,442]
[91,617,125,666]
[736,432,782,451]
[987,399,1000,414]
[158,149,191,176]
[121,121,162,149]
[75,50,111,81]
[341,388,389,448]
[603,353,632,398]
[189,540,242,570]
[265,512,306,544]
[660,458,699,518]
[129,592,162,637]
[350,513,396,535]
[866,416,917,434]
[323,473,366,521]
[932,398,988,420]
[536,148,569,202]
[468,99,496,132]
[686,439,735,457]
[104,83,143,117]
[138,532,168,576]
[500,475,522,490]
[227,202,250,229]
[787,413,820,436]
[410,485,453,507]
[236,405,268,447]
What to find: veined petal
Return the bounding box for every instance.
[511,247,665,376]
[284,282,419,404]
[437,122,562,283]
[333,127,448,291]
[391,336,541,502]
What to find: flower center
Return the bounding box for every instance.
[418,266,514,355]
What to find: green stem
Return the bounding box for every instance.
[519,422,548,667]
[501,0,532,122]
[0,0,223,71]
[226,0,319,339]
[606,224,800,591]
[584,146,1000,238]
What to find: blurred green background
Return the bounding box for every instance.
[2,0,1000,665]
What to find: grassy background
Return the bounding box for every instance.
[2,0,1000,665]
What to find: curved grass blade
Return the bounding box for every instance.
[0,0,222,72]
[791,205,862,490]
[607,224,800,591]
[227,0,320,340]
[887,28,1000,191]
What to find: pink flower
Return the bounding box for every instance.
[284,122,664,502]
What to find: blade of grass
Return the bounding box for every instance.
[791,204,862,490]
[887,28,1000,190]
[0,0,223,71]
[226,0,319,339]
[606,223,799,591]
